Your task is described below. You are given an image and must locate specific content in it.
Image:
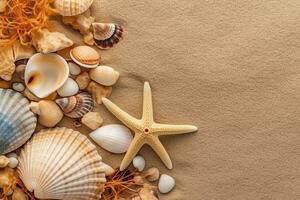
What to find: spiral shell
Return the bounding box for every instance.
[53,0,94,16]
[92,23,124,49]
[56,92,94,118]
[0,89,37,154]
[18,127,106,200]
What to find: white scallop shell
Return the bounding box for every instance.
[25,53,69,98]
[18,127,106,200]
[0,89,37,154]
[53,0,94,16]
[90,124,133,154]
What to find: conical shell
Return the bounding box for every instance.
[56,92,94,118]
[53,0,94,16]
[0,89,37,154]
[92,23,124,49]
[17,127,106,200]
[25,53,69,98]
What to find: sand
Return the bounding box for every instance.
[58,0,300,199]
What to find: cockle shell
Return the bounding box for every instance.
[92,23,124,49]
[70,45,100,68]
[90,124,133,154]
[25,53,69,98]
[0,89,37,154]
[53,0,94,16]
[56,92,94,118]
[17,127,106,200]
[89,65,120,86]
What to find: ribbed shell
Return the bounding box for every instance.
[92,23,124,49]
[53,0,94,16]
[17,127,106,200]
[56,92,94,118]
[0,89,37,154]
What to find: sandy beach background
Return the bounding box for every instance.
[57,0,300,199]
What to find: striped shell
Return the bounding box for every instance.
[92,23,124,49]
[0,89,37,154]
[53,0,94,16]
[56,92,94,118]
[18,127,106,200]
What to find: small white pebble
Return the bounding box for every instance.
[68,62,81,76]
[133,155,145,172]
[8,157,19,168]
[12,82,25,92]
[6,152,18,158]
[158,174,175,194]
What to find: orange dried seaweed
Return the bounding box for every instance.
[0,0,55,47]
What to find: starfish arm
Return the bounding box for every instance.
[102,97,141,130]
[147,136,173,169]
[142,82,154,125]
[152,123,198,136]
[120,135,145,171]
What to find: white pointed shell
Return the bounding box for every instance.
[53,0,94,16]
[25,53,69,98]
[89,65,119,86]
[17,127,106,200]
[90,124,133,154]
[0,89,37,154]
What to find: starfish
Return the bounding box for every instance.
[102,82,198,170]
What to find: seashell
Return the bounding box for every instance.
[89,65,120,86]
[17,127,106,200]
[102,162,115,176]
[53,0,94,16]
[70,45,100,68]
[56,92,94,118]
[0,45,15,81]
[133,175,144,185]
[43,92,58,101]
[13,42,35,61]
[23,89,40,102]
[90,124,133,154]
[133,156,145,172]
[144,167,160,182]
[25,53,69,98]
[87,81,112,104]
[57,78,79,97]
[15,64,26,80]
[0,156,9,168]
[68,62,81,76]
[92,23,124,49]
[31,29,74,54]
[12,187,28,200]
[6,152,18,158]
[12,83,25,92]
[76,71,90,90]
[29,100,63,128]
[57,46,73,61]
[158,174,175,194]
[137,188,159,200]
[8,157,18,168]
[0,89,37,154]
[81,112,103,130]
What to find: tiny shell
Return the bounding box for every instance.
[92,23,124,49]
[89,65,119,86]
[102,162,115,176]
[57,78,79,97]
[53,0,93,16]
[144,167,160,182]
[81,112,103,130]
[8,157,18,168]
[158,174,175,194]
[0,156,9,168]
[87,81,112,104]
[70,46,100,68]
[68,62,81,75]
[76,71,90,90]
[12,187,28,200]
[133,156,145,172]
[90,124,133,154]
[12,83,25,92]
[56,92,94,118]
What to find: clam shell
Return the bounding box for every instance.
[25,53,69,98]
[90,124,133,154]
[0,89,37,154]
[89,65,119,86]
[56,92,94,118]
[17,127,106,200]
[53,0,94,16]
[70,46,100,68]
[92,23,124,49]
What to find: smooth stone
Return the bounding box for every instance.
[133,155,145,172]
[8,157,19,168]
[68,62,81,76]
[57,78,79,97]
[158,174,175,194]
[12,83,25,92]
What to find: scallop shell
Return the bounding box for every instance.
[70,45,100,68]
[90,124,133,154]
[25,53,69,98]
[56,92,94,118]
[92,23,124,49]
[53,0,94,16]
[17,127,106,200]
[0,89,37,154]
